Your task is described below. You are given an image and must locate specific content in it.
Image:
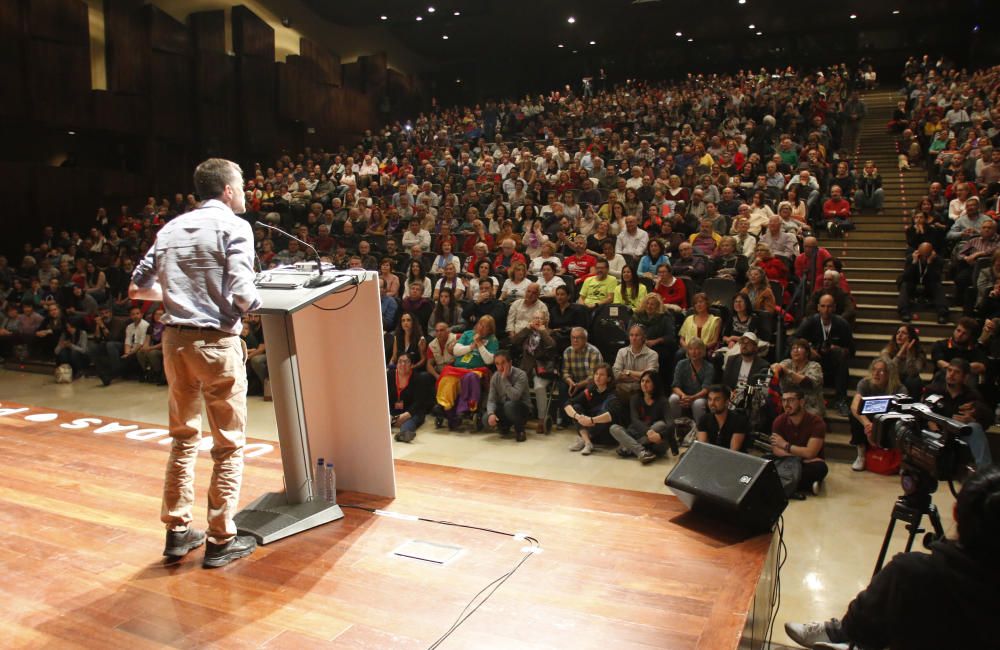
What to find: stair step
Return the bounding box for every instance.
[853,315,957,337]
[839,257,908,269]
[853,303,958,320]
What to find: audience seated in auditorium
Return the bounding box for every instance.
[433,316,499,430]
[610,369,673,463]
[613,324,659,402]
[797,293,855,415]
[697,384,749,452]
[768,387,829,497]
[679,292,722,354]
[577,258,618,309]
[388,354,434,443]
[564,363,619,456]
[669,338,714,428]
[922,358,993,468]
[848,358,902,472]
[898,242,949,323]
[722,332,769,395]
[772,338,826,417]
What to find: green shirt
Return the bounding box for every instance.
[579,275,619,306]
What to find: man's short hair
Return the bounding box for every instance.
[194,158,242,200]
[782,387,805,400]
[948,357,972,376]
[706,384,730,400]
[493,349,511,363]
[957,316,980,335]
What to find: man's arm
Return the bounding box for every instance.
[226,222,262,314]
[129,244,163,302]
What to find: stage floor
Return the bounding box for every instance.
[0,401,772,649]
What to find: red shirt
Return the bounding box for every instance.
[563,254,597,279]
[654,278,688,309]
[794,248,833,290]
[772,411,826,458]
[822,198,852,220]
[757,257,789,288]
[493,251,527,273]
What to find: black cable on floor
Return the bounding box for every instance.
[339,503,541,650]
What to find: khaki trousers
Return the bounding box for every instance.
[161,327,248,544]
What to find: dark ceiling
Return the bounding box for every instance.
[303,0,983,62]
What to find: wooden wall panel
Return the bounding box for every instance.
[26,0,87,46]
[147,5,188,55]
[27,40,91,127]
[194,50,236,156]
[91,90,144,135]
[276,60,304,123]
[190,10,225,52]
[0,1,25,120]
[150,51,192,139]
[237,56,276,156]
[342,61,362,91]
[232,6,273,59]
[300,38,339,87]
[104,0,148,95]
[360,52,387,97]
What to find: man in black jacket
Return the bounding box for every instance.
[721,332,769,395]
[784,465,1000,650]
[462,282,507,333]
[922,358,994,468]
[797,293,855,416]
[898,242,949,324]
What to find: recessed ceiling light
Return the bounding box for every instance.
[455,78,461,84]
[380,15,388,20]
[67,131,76,135]
[567,16,576,24]
[442,34,448,39]
[416,16,422,21]
[756,31,762,35]
[675,31,682,37]
[589,40,596,45]
[738,0,746,3]
[892,9,900,14]
[849,13,857,19]
[427,6,435,12]
[557,43,564,48]
[453,10,460,16]
[748,24,755,29]
[687,37,694,42]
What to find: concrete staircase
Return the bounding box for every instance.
[816,89,955,457]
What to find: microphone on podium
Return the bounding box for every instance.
[255,221,337,288]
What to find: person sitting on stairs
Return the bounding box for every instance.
[898,242,950,324]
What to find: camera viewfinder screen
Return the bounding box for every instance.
[860,398,891,415]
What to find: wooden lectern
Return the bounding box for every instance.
[234,269,395,544]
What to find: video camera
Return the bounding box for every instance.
[859,394,975,489]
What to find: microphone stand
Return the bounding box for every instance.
[255,221,337,288]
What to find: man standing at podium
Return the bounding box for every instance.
[130,158,262,568]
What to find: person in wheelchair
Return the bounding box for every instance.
[432,315,499,430]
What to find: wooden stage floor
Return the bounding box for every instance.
[0,401,773,649]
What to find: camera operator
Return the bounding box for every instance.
[922,358,994,468]
[785,465,1000,650]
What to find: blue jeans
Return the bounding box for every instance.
[399,412,425,436]
[854,188,884,211]
[963,423,993,469]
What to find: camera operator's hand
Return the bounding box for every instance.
[954,402,976,423]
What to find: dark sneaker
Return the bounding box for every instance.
[616,447,633,458]
[203,534,257,568]
[637,449,656,464]
[163,528,206,558]
[515,429,526,442]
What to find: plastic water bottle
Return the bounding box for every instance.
[314,458,325,501]
[325,462,337,503]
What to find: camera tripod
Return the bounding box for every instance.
[872,487,945,576]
